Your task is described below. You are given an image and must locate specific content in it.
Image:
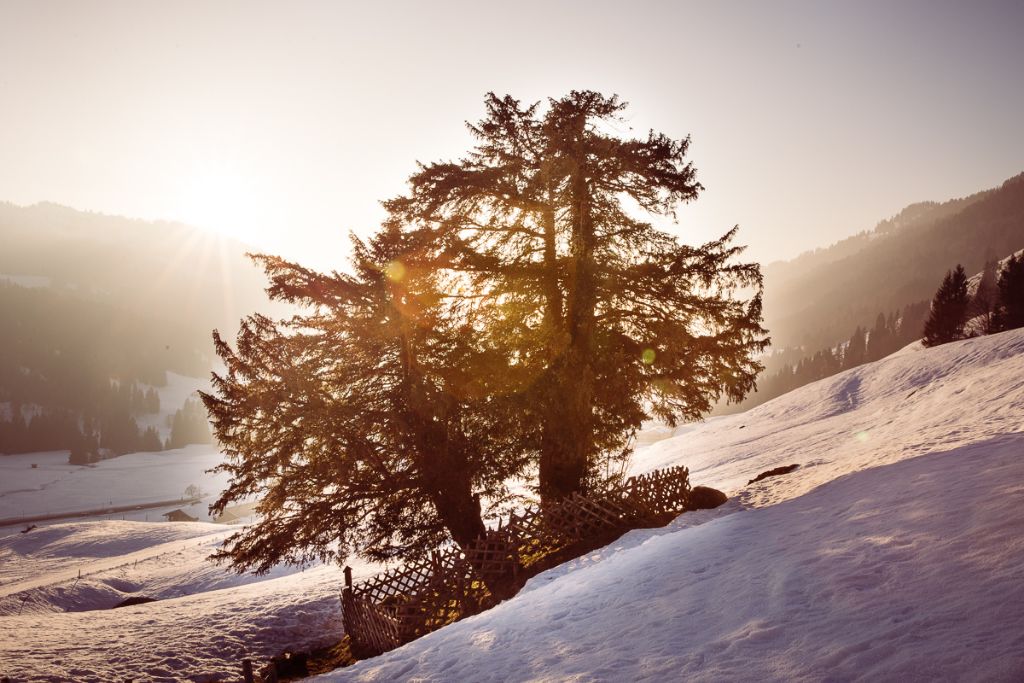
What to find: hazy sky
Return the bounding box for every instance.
[2,0,1023,271]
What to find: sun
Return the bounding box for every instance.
[176,162,270,245]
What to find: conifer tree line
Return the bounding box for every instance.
[202,91,769,572]
[0,381,214,461]
[762,172,1024,354]
[1,380,158,457]
[923,253,1024,347]
[734,252,1024,409]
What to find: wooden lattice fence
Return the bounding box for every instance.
[341,465,691,657]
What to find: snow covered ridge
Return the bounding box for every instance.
[317,329,1024,682]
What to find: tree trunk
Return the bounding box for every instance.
[540,163,565,355]
[431,480,486,548]
[410,403,487,547]
[398,325,486,547]
[539,114,596,503]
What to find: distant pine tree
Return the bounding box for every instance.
[129,383,142,415]
[922,265,969,347]
[68,427,100,465]
[168,398,213,449]
[843,326,866,368]
[992,253,1024,331]
[99,410,142,455]
[139,425,163,452]
[0,413,27,454]
[145,387,161,414]
[68,433,92,465]
[866,313,892,361]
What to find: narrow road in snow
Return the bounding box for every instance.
[0,496,203,529]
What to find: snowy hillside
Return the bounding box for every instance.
[0,519,378,682]
[318,329,1024,682]
[3,329,1024,682]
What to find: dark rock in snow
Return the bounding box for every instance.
[687,486,727,510]
[112,595,158,609]
[748,464,800,485]
[272,651,309,678]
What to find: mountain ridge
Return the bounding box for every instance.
[762,172,1024,351]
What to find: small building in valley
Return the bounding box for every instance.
[162,509,199,522]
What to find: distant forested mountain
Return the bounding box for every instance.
[722,172,1024,413]
[0,202,277,455]
[0,202,272,335]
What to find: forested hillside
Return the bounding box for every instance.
[723,172,1024,413]
[0,202,274,455]
[0,202,270,333]
[764,173,1024,350]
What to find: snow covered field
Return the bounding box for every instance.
[0,446,229,527]
[2,329,1024,681]
[0,372,223,529]
[0,521,354,681]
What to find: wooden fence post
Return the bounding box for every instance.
[241,658,254,683]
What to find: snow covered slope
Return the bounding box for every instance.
[318,328,1024,682]
[0,519,376,682]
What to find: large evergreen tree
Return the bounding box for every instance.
[922,265,969,347]
[386,91,767,501]
[203,91,768,572]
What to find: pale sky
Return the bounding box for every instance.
[2,0,1022,271]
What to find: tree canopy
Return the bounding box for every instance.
[202,91,768,572]
[386,91,767,500]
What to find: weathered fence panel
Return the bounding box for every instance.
[341,465,691,657]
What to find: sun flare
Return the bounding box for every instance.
[176,162,269,245]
